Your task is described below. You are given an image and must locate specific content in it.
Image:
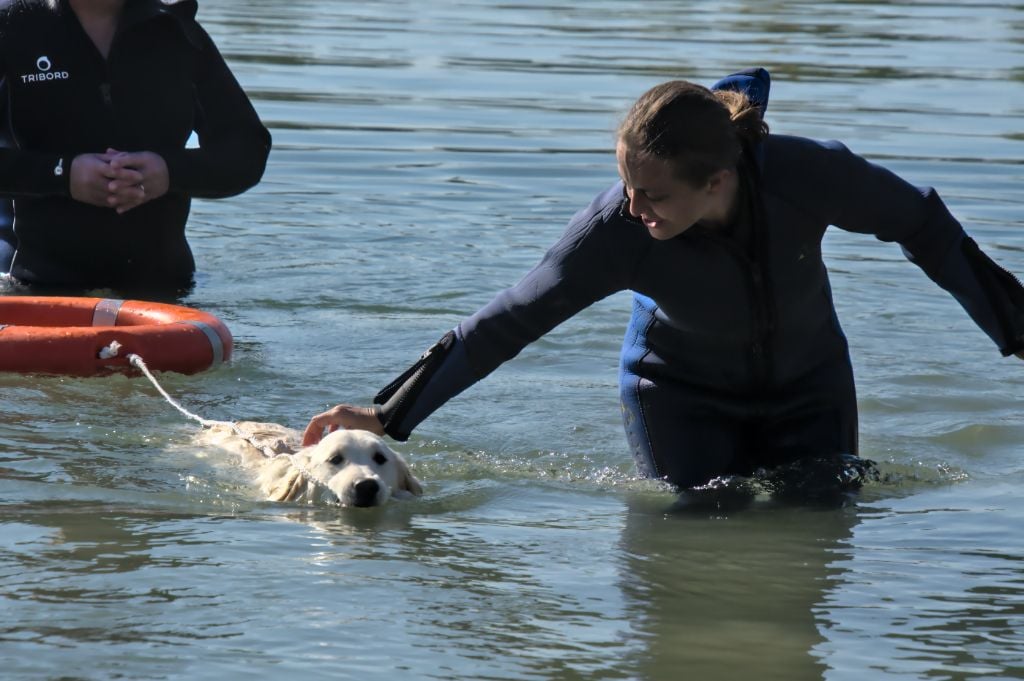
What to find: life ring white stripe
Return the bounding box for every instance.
[183,320,226,366]
[92,298,123,327]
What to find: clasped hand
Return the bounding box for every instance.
[70,148,169,214]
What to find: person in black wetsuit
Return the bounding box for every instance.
[0,0,271,293]
[302,68,1024,492]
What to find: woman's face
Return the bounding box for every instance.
[615,141,730,240]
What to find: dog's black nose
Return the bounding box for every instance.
[353,479,381,507]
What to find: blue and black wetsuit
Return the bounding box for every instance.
[372,69,1024,489]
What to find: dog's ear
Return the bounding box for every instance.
[395,455,423,497]
[266,468,308,502]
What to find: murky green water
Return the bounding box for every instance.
[2,1,1023,679]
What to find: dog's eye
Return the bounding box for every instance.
[327,453,345,466]
[373,452,388,466]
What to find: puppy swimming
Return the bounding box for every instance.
[201,421,422,507]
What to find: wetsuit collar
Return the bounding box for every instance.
[119,0,199,36]
[57,0,201,46]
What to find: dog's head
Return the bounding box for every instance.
[264,429,422,507]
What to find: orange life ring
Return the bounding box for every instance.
[0,296,233,376]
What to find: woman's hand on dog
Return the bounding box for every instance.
[302,404,385,446]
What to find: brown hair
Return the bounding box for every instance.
[617,80,768,186]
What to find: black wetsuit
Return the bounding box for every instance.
[0,0,271,290]
[369,69,1024,489]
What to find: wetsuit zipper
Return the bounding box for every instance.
[748,183,776,389]
[67,5,118,111]
[703,166,776,389]
[99,34,117,110]
[749,262,773,386]
[709,234,775,389]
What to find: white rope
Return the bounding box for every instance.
[121,347,337,501]
[128,353,230,430]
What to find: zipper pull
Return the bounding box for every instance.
[100,83,112,107]
[53,158,63,176]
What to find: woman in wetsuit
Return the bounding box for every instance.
[302,68,1024,491]
[0,0,271,293]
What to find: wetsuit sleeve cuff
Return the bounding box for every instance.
[926,234,1024,356]
[3,152,74,196]
[161,149,190,194]
[374,327,477,441]
[55,155,72,195]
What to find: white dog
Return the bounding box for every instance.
[200,421,422,507]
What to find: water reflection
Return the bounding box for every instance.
[249,489,867,680]
[814,485,1024,677]
[263,491,643,679]
[615,494,857,680]
[0,503,235,647]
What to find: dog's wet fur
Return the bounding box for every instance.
[200,421,422,507]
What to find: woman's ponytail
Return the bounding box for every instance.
[714,89,769,148]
